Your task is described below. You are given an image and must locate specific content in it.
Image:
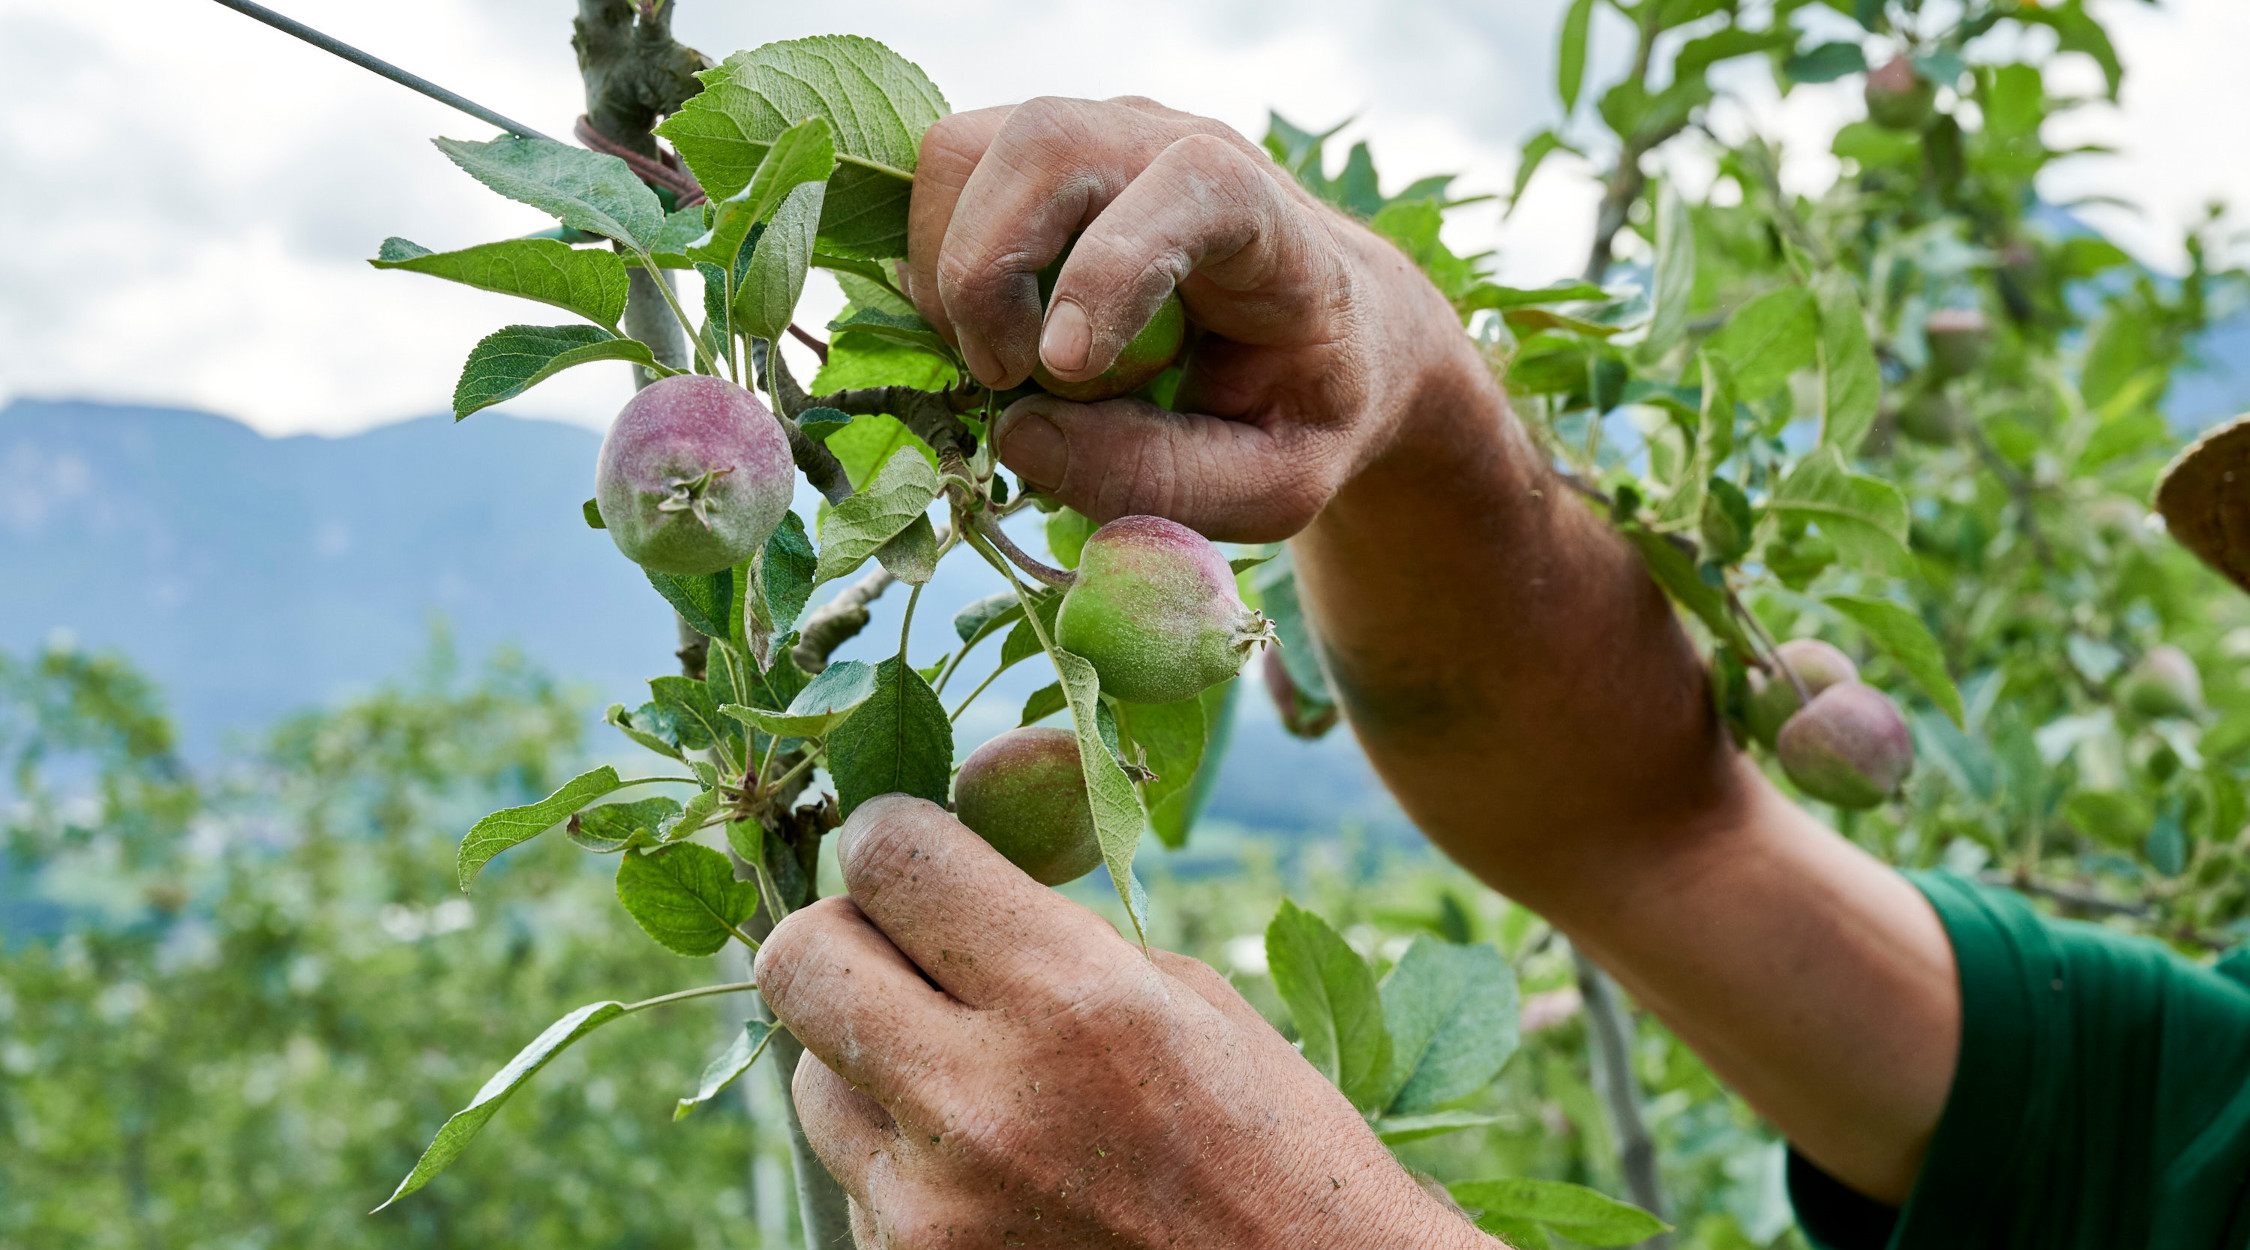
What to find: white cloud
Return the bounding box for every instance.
[0,0,2234,435]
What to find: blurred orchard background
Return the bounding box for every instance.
[5,0,2250,1246]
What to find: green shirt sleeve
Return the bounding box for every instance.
[1789,870,2250,1250]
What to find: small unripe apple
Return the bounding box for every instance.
[1777,683,1914,808]
[1893,387,1964,445]
[1056,516,1274,704]
[1865,56,1937,131]
[594,375,794,576]
[2121,646,2203,719]
[1030,243,1188,403]
[1746,639,1860,749]
[1924,309,1991,379]
[952,727,1103,885]
[1263,648,1339,739]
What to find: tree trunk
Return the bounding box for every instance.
[1573,946,1670,1250]
[574,7,855,1248]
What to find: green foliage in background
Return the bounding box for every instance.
[0,641,779,1247]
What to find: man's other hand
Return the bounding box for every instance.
[754,795,1491,1249]
[906,97,1478,543]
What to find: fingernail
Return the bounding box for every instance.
[1040,300,1091,374]
[994,402,1068,492]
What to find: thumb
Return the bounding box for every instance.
[992,394,1333,543]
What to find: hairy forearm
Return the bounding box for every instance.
[1291,336,1738,904]
[1289,337,1958,1205]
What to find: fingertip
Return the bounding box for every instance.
[1039,299,1093,375]
[994,398,1071,494]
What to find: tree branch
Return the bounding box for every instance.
[750,338,852,505]
[806,386,982,463]
[1572,947,1671,1250]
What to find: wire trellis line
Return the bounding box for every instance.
[205,0,555,143]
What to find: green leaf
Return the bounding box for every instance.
[615,843,758,957]
[735,178,825,343]
[1815,270,1882,455]
[954,591,1022,645]
[2017,4,2122,98]
[825,656,952,817]
[833,268,918,316]
[660,788,724,842]
[1557,0,1596,112]
[828,306,953,359]
[1708,286,1818,399]
[1378,937,1520,1114]
[1056,650,1153,941]
[583,498,606,529]
[457,766,624,890]
[814,450,941,584]
[1149,683,1235,849]
[675,1021,776,1120]
[1253,556,1336,704]
[375,998,633,1210]
[1642,184,1696,360]
[433,136,663,250]
[1824,595,1964,727]
[1465,282,1610,313]
[1019,680,1067,726]
[1265,898,1392,1112]
[371,237,629,328]
[1372,1110,1503,1144]
[815,336,956,399]
[656,36,949,259]
[799,407,854,443]
[1618,521,1755,654]
[691,117,837,270]
[642,207,709,268]
[1227,553,1276,577]
[649,675,728,754]
[1660,351,1738,526]
[1002,594,1065,669]
[452,325,655,420]
[1449,1178,1670,1247]
[724,659,879,738]
[1113,685,1229,850]
[646,567,736,640]
[1507,131,1568,217]
[1675,28,1795,80]
[758,510,817,631]
[1769,447,1911,575]
[604,703,687,761]
[1784,41,1868,84]
[874,513,940,585]
[567,797,681,853]
[1046,508,1097,570]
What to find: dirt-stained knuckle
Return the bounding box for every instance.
[750,895,847,1021]
[836,794,962,894]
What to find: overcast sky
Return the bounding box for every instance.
[1,0,2240,436]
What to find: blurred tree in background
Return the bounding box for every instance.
[0,639,778,1247]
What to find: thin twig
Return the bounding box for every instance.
[788,323,831,363]
[975,511,1076,588]
[621,980,759,1014]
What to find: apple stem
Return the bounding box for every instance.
[974,511,1076,589]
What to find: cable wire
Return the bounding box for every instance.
[204,0,555,142]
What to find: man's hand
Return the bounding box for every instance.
[906,96,1476,542]
[754,795,1492,1249]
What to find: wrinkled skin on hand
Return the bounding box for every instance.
[754,797,1491,1249]
[901,95,1466,543]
